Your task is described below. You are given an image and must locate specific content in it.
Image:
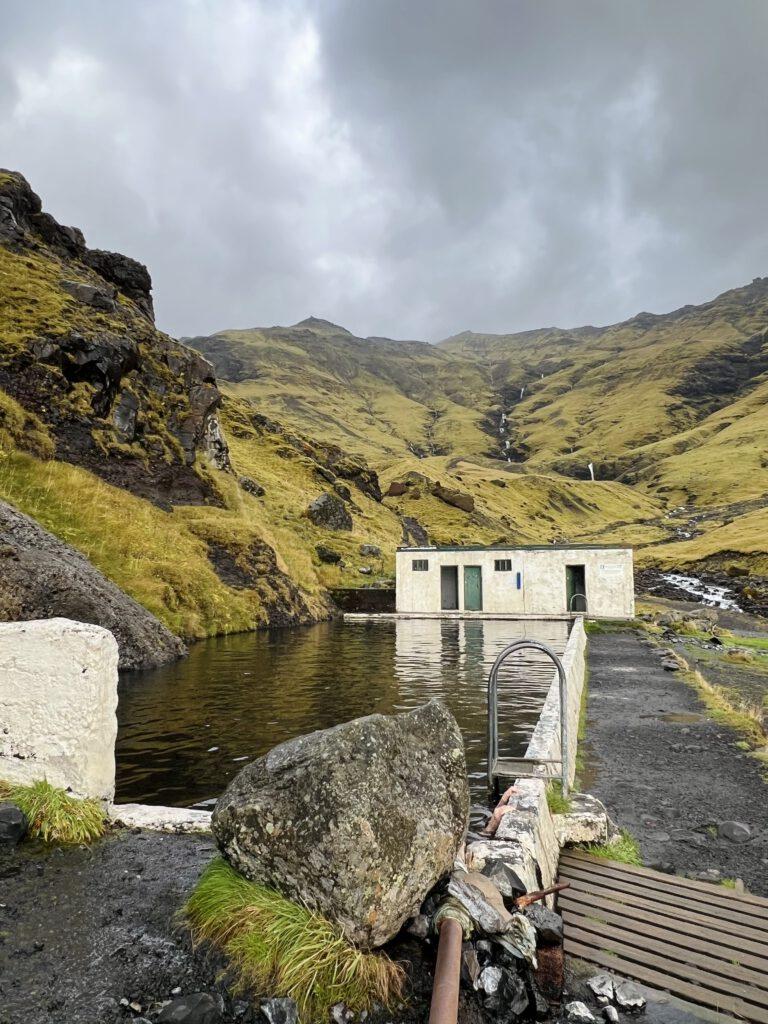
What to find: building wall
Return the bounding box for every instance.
[395,546,634,618]
[0,618,118,800]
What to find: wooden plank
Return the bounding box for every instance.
[564,937,768,1024]
[566,923,768,1011]
[558,864,768,933]
[559,853,768,919]
[559,889,768,960]
[559,897,768,973]
[559,876,768,944]
[564,912,768,996]
[560,851,768,909]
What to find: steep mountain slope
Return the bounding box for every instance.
[192,281,768,600]
[0,171,394,645]
[3,167,767,639]
[440,279,768,502]
[185,318,492,461]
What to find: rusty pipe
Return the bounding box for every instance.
[429,916,464,1024]
[514,881,570,909]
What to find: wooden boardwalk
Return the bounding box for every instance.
[557,850,768,1023]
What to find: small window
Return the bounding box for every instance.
[516,571,522,590]
[412,559,429,571]
[494,559,513,572]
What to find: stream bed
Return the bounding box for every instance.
[116,617,569,816]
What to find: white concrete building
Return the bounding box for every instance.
[395,544,634,619]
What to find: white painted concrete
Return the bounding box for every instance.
[396,545,634,618]
[0,618,119,800]
[466,618,608,898]
[110,803,212,833]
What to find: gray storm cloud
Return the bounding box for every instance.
[1,0,766,341]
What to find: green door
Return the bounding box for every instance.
[565,565,586,612]
[463,565,483,611]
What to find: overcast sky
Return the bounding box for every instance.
[2,1,767,342]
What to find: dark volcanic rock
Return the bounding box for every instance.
[60,278,117,312]
[83,248,155,321]
[307,491,353,531]
[157,992,223,1023]
[0,499,185,670]
[315,544,342,564]
[0,801,28,845]
[0,170,230,507]
[212,701,469,947]
[238,475,265,497]
[432,482,475,513]
[401,516,430,546]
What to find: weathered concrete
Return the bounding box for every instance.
[396,546,634,618]
[0,618,118,800]
[466,618,597,897]
[110,803,212,833]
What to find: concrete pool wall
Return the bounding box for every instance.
[0,618,118,801]
[465,616,604,897]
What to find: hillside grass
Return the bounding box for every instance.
[0,449,267,637]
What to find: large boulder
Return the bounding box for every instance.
[0,500,186,671]
[307,492,353,531]
[212,701,469,948]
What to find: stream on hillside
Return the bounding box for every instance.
[116,617,569,819]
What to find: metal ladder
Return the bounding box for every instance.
[487,639,569,798]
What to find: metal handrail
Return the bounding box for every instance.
[569,592,588,614]
[487,639,569,796]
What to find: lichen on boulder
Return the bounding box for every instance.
[212,700,469,947]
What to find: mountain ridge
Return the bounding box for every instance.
[3,168,768,650]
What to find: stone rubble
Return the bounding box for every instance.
[156,992,223,1023]
[258,997,298,1024]
[718,820,751,843]
[565,1000,596,1023]
[586,973,614,1004]
[447,870,513,934]
[614,979,646,1012]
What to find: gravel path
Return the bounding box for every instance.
[582,629,768,894]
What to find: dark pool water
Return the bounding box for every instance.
[116,618,569,813]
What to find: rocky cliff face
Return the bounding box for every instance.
[0,171,342,649]
[0,170,229,507]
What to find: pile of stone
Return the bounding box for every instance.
[564,972,646,1023]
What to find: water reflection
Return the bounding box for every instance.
[116,618,568,813]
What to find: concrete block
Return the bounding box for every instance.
[110,803,213,833]
[0,618,118,800]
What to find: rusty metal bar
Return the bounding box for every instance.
[428,916,463,1024]
[515,881,570,908]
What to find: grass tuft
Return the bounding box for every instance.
[185,858,405,1021]
[546,781,572,814]
[0,778,106,843]
[582,828,642,866]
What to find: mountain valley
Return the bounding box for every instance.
[2,169,768,659]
